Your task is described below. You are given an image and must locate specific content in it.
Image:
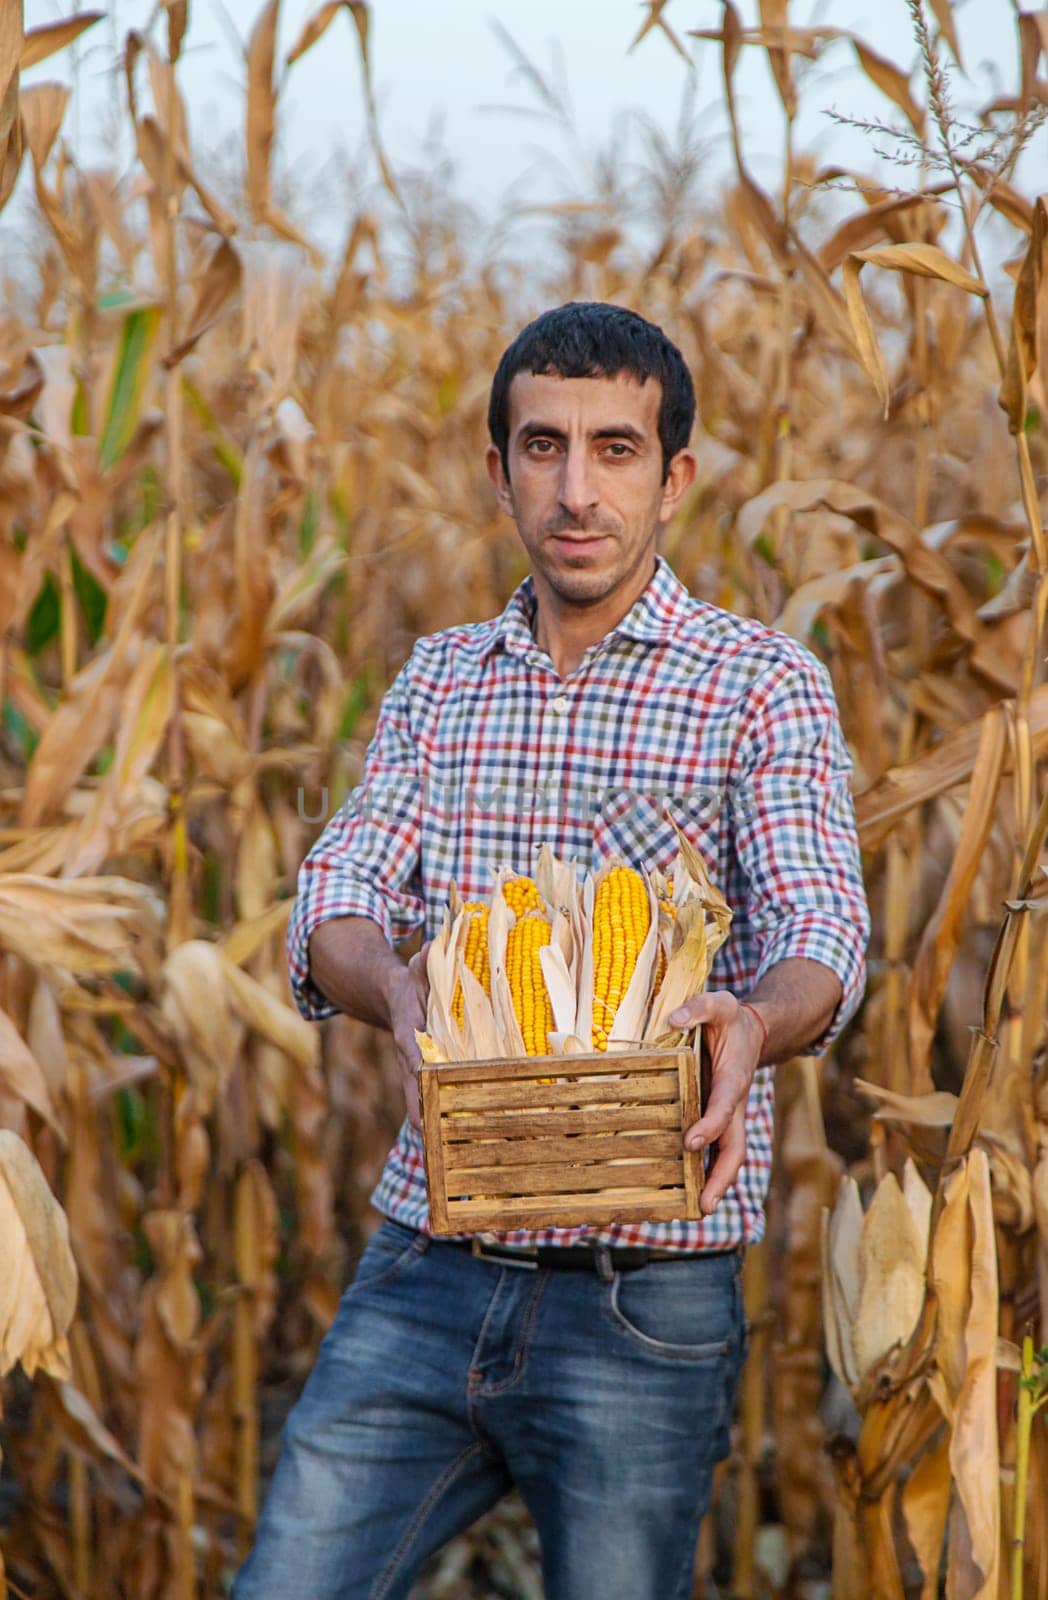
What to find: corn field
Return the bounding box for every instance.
[0,0,1047,1595]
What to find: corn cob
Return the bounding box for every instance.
[451,902,490,1026]
[505,909,555,1057]
[502,875,543,917]
[591,865,651,1051]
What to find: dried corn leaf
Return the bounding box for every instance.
[907,708,1008,1089]
[0,1005,64,1142]
[944,1151,1000,1600]
[737,480,1003,688]
[842,256,890,416]
[164,238,242,367]
[1000,196,1047,433]
[224,957,318,1071]
[19,13,103,72]
[234,1160,279,1334]
[851,242,988,297]
[851,38,924,136]
[0,1129,77,1379]
[47,1377,146,1484]
[19,81,69,171]
[902,1430,951,1600]
[822,1174,864,1392]
[0,874,164,980]
[161,941,243,1109]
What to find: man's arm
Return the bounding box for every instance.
[669,957,841,1214]
[308,916,429,1129]
[669,651,869,1216]
[287,656,425,1024]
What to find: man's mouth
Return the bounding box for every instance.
[547,533,611,555]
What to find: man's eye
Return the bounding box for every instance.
[526,438,555,454]
[604,442,633,458]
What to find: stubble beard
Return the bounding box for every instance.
[531,511,628,606]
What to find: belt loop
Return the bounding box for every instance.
[594,1243,615,1284]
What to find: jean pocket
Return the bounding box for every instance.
[350,1220,430,1293]
[603,1260,737,1362]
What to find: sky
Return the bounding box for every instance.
[13,0,1039,268]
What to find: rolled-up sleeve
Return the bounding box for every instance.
[287,659,425,1020]
[732,655,869,1051]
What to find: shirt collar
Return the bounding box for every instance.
[478,555,691,661]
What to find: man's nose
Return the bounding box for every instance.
[558,444,598,518]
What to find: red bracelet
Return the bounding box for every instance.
[739,1001,768,1058]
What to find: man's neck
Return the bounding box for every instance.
[531,556,657,678]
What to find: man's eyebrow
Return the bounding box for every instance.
[591,423,646,445]
[515,420,649,444]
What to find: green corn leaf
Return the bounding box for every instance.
[98,304,162,473]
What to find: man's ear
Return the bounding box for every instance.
[486,443,515,516]
[658,448,697,523]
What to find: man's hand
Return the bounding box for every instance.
[668,991,766,1215]
[308,916,436,1132]
[667,958,842,1214]
[385,942,431,1130]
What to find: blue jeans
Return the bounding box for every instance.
[233,1221,746,1600]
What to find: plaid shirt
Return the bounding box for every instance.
[289,557,868,1250]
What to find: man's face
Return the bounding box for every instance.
[486,371,694,609]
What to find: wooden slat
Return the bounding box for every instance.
[420,1069,449,1234]
[443,1130,682,1174]
[441,1072,679,1113]
[440,1190,689,1232]
[677,1041,703,1219]
[426,1049,685,1085]
[443,1158,683,1199]
[439,1102,681,1140]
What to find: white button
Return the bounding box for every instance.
[526,653,543,667]
[550,695,569,715]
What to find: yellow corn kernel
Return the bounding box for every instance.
[590,866,650,1051]
[451,902,490,1026]
[505,910,554,1057]
[502,875,542,917]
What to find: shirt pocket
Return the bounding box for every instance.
[592,787,723,874]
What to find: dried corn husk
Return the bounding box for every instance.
[0,1130,78,1380]
[822,1160,931,1393]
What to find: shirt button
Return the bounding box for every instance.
[526,653,543,667]
[550,695,570,715]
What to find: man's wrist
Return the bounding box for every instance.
[738,1000,769,1064]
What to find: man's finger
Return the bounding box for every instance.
[700,1107,747,1214]
[668,989,737,1029]
[683,1061,749,1151]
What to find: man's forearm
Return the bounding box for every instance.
[746,957,842,1064]
[307,915,405,1028]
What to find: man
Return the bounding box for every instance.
[234,302,868,1600]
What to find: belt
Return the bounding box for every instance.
[449,1239,736,1273]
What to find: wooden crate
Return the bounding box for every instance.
[419,1047,704,1235]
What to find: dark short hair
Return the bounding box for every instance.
[488,302,695,482]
